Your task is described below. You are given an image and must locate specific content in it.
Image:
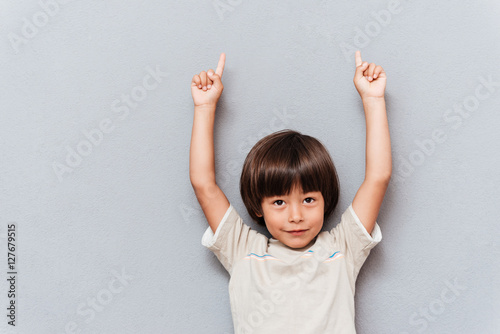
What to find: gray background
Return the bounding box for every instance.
[1,0,499,333]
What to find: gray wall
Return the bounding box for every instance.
[1,0,499,333]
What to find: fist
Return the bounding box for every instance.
[191,53,226,107]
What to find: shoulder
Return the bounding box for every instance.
[346,203,382,243]
[326,203,382,250]
[201,203,268,250]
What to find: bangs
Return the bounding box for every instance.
[256,141,323,198]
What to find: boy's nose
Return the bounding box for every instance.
[288,204,303,223]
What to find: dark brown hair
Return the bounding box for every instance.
[240,129,340,226]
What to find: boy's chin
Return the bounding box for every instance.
[282,237,313,249]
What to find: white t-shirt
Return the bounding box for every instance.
[201,202,382,334]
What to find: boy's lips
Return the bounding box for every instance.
[286,229,307,236]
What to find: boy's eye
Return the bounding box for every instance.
[304,197,314,204]
[273,200,284,206]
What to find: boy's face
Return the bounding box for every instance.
[257,185,324,249]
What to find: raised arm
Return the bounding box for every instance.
[190,53,230,233]
[351,50,392,235]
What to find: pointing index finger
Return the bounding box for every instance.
[355,50,362,67]
[215,53,226,77]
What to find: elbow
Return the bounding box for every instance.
[366,162,392,184]
[381,168,392,183]
[189,178,200,190]
[190,177,217,193]
[189,169,210,190]
[365,172,392,185]
[190,178,205,191]
[383,173,392,185]
[189,173,203,190]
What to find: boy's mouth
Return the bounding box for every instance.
[286,229,307,236]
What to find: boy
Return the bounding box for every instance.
[190,51,391,333]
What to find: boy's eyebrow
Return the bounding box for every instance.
[265,190,321,198]
[300,192,322,198]
[262,195,287,200]
[264,195,283,199]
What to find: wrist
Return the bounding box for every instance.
[362,96,385,107]
[362,96,385,102]
[194,103,217,111]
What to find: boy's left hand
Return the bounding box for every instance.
[353,50,386,100]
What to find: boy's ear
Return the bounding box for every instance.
[255,211,263,217]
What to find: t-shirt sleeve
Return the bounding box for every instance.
[201,204,265,275]
[328,202,382,286]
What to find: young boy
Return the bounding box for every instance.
[190,51,392,333]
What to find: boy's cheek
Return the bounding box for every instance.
[263,214,282,231]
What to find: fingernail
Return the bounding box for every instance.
[368,76,372,81]
[374,74,377,78]
[208,72,213,76]
[203,86,206,90]
[198,84,201,88]
[207,84,212,89]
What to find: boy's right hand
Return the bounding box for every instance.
[191,53,226,108]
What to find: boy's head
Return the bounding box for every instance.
[240,129,340,246]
